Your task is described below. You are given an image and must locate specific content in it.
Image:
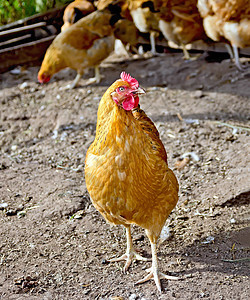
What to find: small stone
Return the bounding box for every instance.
[201,236,215,244]
[11,145,17,151]
[19,82,29,90]
[10,68,21,75]
[17,210,26,218]
[194,90,204,98]
[6,209,17,216]
[101,259,108,265]
[0,203,8,210]
[134,234,144,241]
[129,294,137,300]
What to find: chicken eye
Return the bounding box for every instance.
[118,86,125,92]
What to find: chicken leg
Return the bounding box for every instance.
[150,31,157,55]
[135,235,179,293]
[109,225,148,272]
[86,66,104,85]
[63,72,82,89]
[225,44,234,61]
[232,44,245,71]
[182,44,190,60]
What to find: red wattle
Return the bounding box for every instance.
[122,94,135,111]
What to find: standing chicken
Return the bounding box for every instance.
[95,0,140,54]
[155,0,206,59]
[85,72,179,292]
[114,18,140,54]
[38,6,121,89]
[127,0,160,54]
[197,0,250,70]
[61,0,95,32]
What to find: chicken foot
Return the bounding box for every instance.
[109,225,148,272]
[182,44,190,60]
[181,44,201,61]
[63,73,82,89]
[135,239,179,293]
[86,66,103,85]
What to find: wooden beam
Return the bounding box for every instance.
[0,35,55,54]
[0,35,56,73]
[0,22,47,38]
[0,34,32,47]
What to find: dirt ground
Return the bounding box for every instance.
[0,51,250,300]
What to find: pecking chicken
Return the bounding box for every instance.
[197,0,250,70]
[85,72,179,292]
[155,0,206,59]
[127,0,160,54]
[38,5,121,89]
[61,0,95,32]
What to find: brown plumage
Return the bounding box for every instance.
[114,18,140,53]
[61,0,95,32]
[127,0,160,54]
[95,0,140,54]
[85,72,179,292]
[95,0,132,20]
[155,0,206,59]
[38,7,121,89]
[197,0,250,70]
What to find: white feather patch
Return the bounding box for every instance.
[117,170,126,181]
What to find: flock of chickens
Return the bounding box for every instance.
[38,0,250,89]
[36,0,249,293]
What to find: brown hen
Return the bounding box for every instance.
[38,5,121,89]
[85,72,179,292]
[127,0,160,54]
[155,0,206,59]
[197,0,250,70]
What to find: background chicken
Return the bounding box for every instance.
[85,72,179,292]
[127,0,160,54]
[197,0,250,70]
[95,0,140,54]
[95,0,132,20]
[38,5,121,89]
[113,18,140,54]
[61,0,95,32]
[155,0,206,59]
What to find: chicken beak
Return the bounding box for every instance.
[135,86,146,95]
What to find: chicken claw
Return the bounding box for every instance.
[109,250,148,272]
[135,268,179,292]
[86,77,101,85]
[108,226,148,272]
[135,240,179,292]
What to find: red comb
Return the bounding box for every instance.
[120,71,139,89]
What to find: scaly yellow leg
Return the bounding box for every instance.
[136,239,179,292]
[109,225,148,272]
